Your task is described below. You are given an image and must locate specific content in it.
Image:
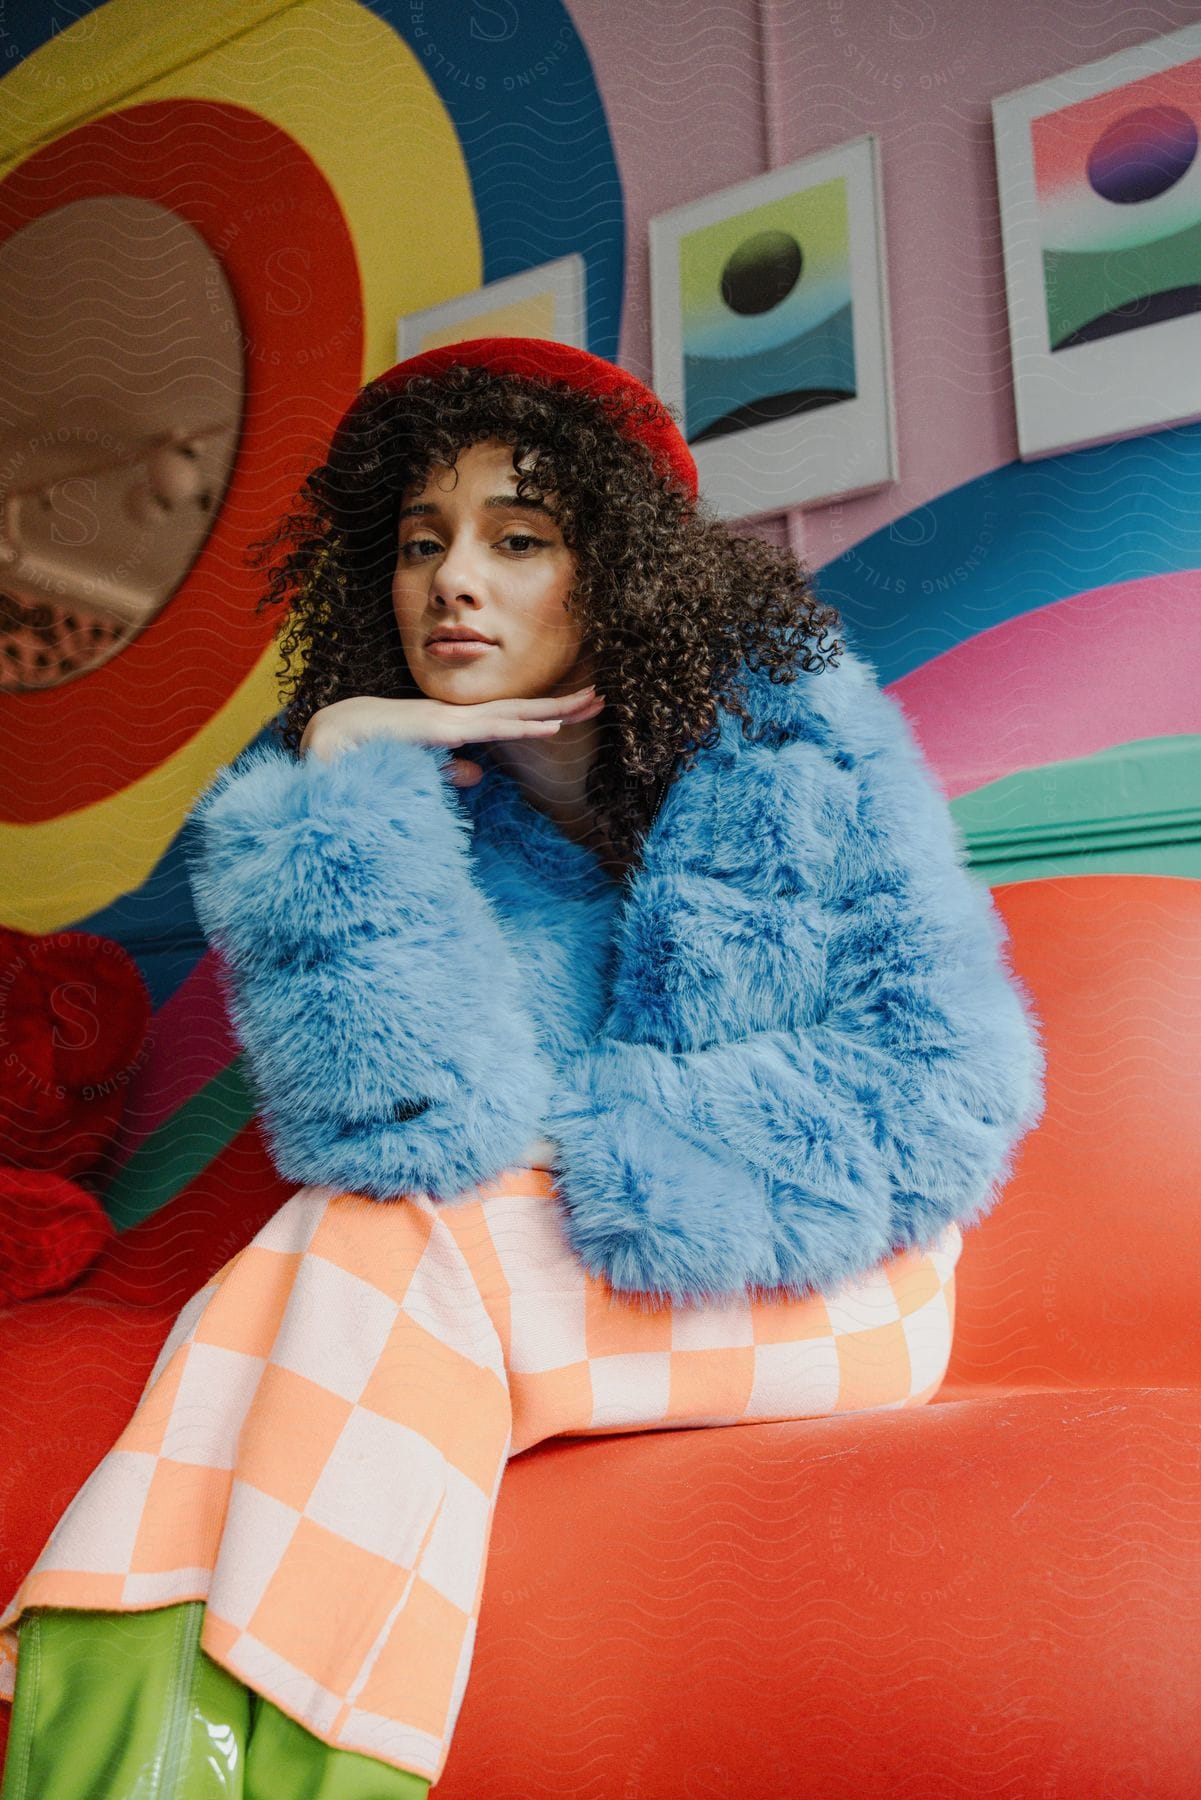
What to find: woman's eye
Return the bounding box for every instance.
[399,532,547,560]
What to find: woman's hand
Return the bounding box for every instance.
[299,687,605,784]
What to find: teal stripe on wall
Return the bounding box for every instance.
[954,736,1201,883]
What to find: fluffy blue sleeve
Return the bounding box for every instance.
[542,660,1048,1309]
[185,735,552,1201]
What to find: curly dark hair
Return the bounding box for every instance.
[246,361,844,870]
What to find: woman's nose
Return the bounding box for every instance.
[430,538,487,603]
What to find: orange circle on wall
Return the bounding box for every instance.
[0,99,363,824]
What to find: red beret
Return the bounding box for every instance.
[331,336,698,502]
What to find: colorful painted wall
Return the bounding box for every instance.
[1,0,1197,1232]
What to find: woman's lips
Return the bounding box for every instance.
[426,639,495,659]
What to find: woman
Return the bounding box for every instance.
[0,339,1045,1795]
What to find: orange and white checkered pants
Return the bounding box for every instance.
[0,1168,961,1787]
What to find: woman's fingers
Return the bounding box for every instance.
[481,686,600,720]
[436,689,605,755]
[476,696,604,741]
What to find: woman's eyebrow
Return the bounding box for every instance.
[397,494,556,521]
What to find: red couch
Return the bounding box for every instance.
[2,873,1198,1797]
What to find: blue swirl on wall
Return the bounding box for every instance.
[817,419,1201,687]
[363,0,624,357]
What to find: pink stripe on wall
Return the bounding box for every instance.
[888,572,1201,799]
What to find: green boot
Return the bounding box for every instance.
[244,1689,430,1798]
[1,1602,430,1798]
[1,1601,249,1797]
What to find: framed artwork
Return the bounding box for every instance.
[648,135,897,522]
[396,253,586,360]
[993,21,1201,459]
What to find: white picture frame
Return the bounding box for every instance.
[992,22,1201,460]
[648,135,897,523]
[396,253,587,361]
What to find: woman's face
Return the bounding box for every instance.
[391,437,593,703]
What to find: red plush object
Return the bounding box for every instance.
[0,1167,115,1305]
[0,926,151,1304]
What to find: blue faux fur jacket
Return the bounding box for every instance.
[186,643,1047,1309]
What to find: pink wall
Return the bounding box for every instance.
[570,0,1201,568]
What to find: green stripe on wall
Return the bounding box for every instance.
[954,735,1201,884]
[101,1057,258,1231]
